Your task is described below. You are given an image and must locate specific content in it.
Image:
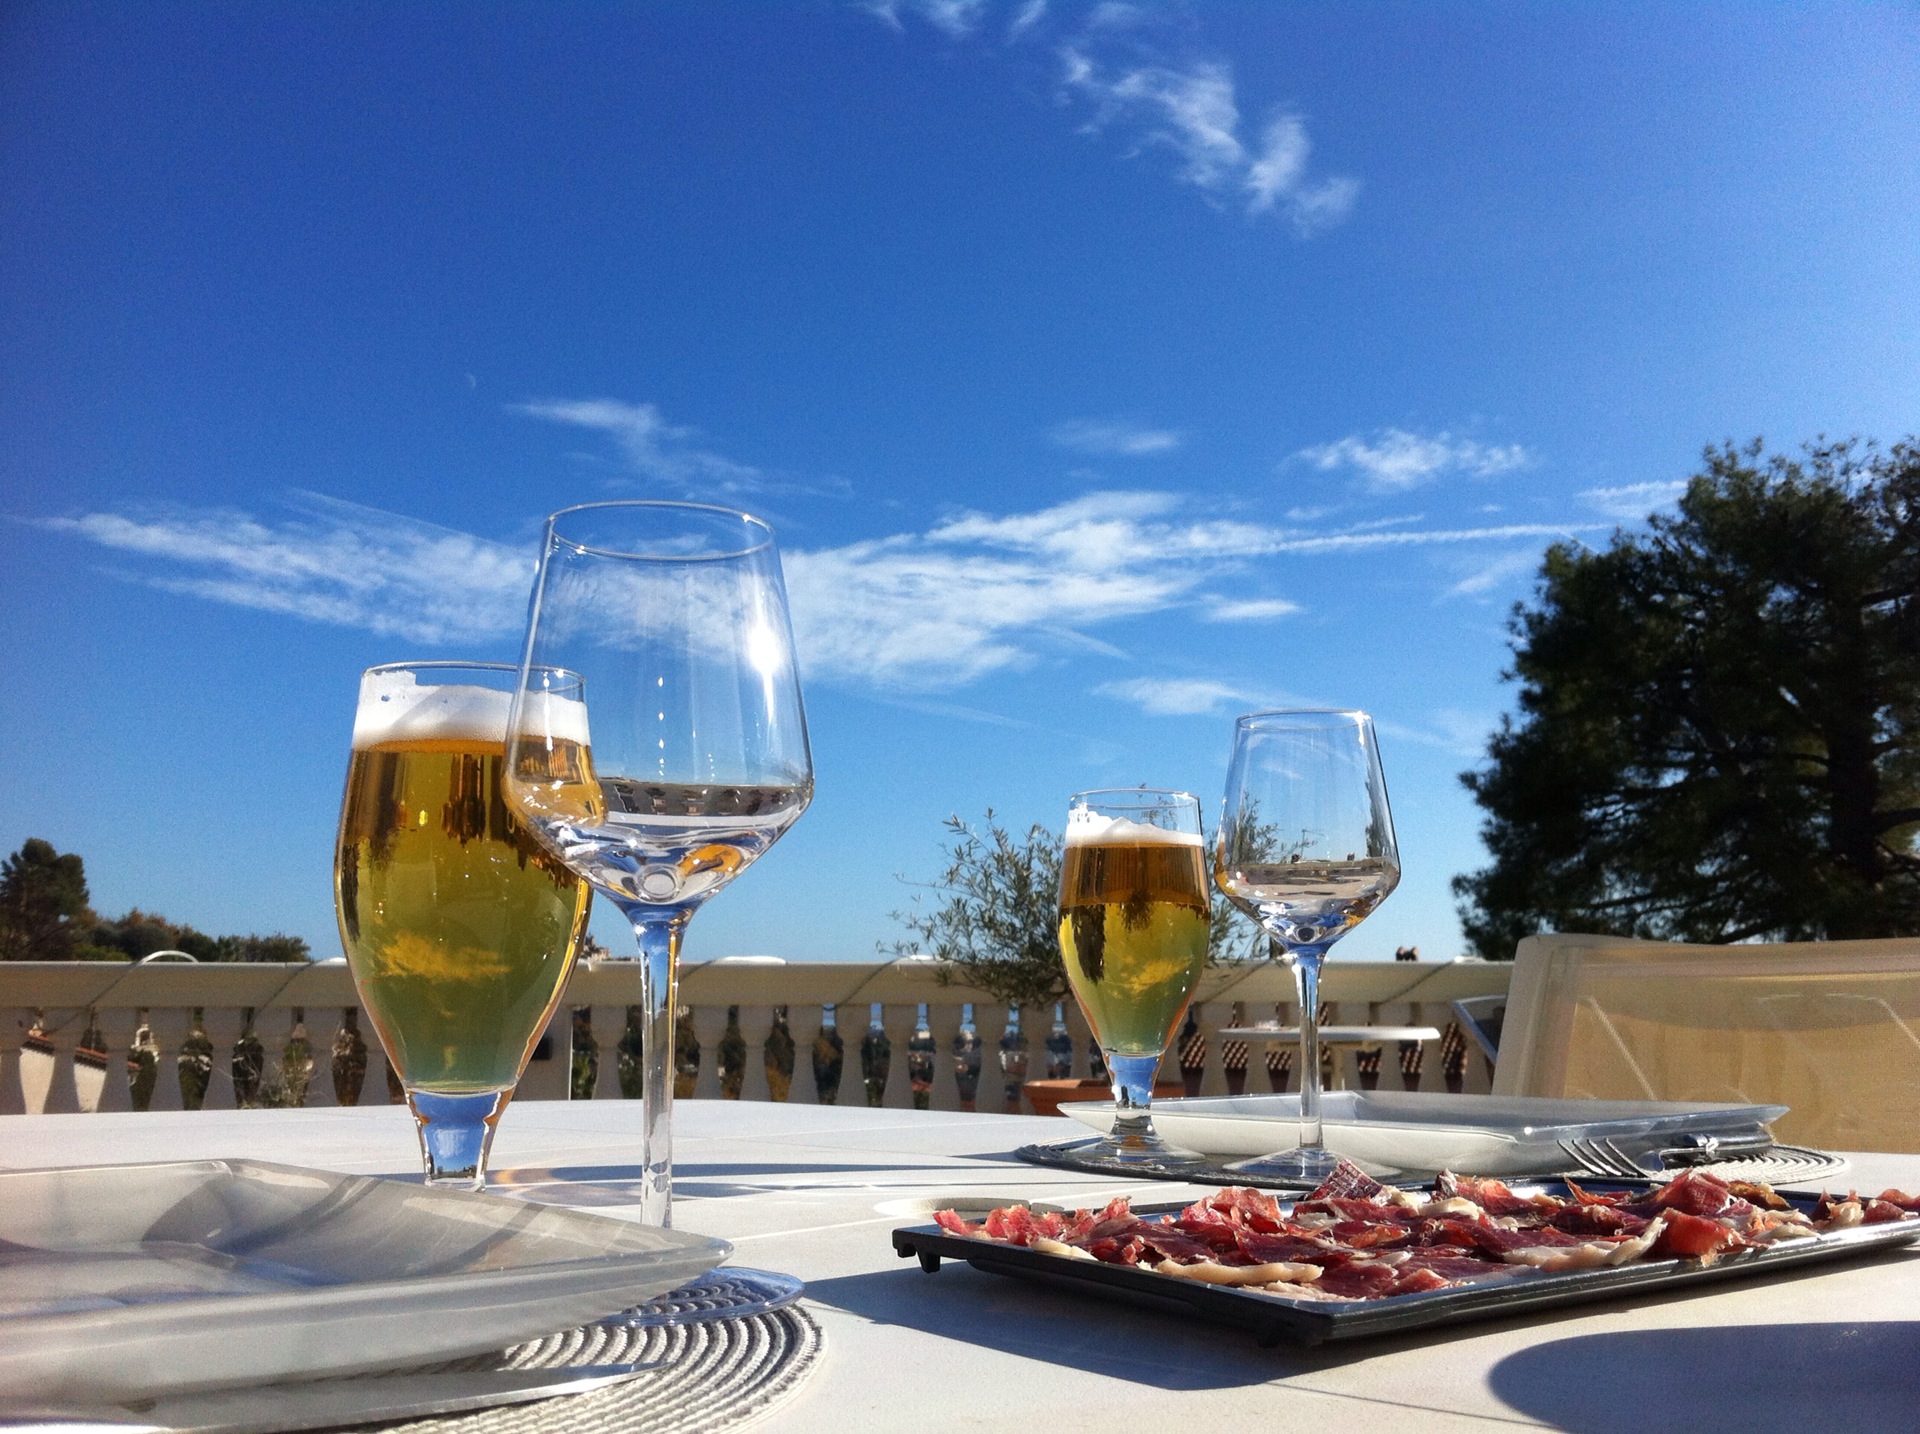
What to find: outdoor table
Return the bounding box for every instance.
[1219,1024,1442,1089]
[6,1102,1920,1431]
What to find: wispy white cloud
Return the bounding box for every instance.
[1049,417,1181,455]
[44,495,532,646]
[1293,428,1531,491]
[1203,596,1301,622]
[1094,675,1256,716]
[860,0,1356,232]
[1060,45,1356,231]
[511,397,767,494]
[1378,709,1494,759]
[1580,480,1689,521]
[864,0,989,36]
[47,485,1601,692]
[1442,549,1540,600]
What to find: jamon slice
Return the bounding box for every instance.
[1234,1230,1339,1266]
[1153,1257,1322,1286]
[1137,1226,1232,1265]
[1873,1189,1920,1213]
[1649,1209,1748,1262]
[1435,1172,1542,1219]
[1062,1196,1142,1244]
[933,1209,980,1236]
[982,1205,1066,1246]
[1310,1259,1401,1300]
[1501,1220,1666,1271]
[1545,1203,1654,1239]
[1305,1160,1390,1203]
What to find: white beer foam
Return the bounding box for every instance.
[353,670,591,749]
[1064,809,1203,847]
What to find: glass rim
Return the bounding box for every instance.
[362,660,583,688]
[545,500,775,562]
[1233,708,1373,730]
[1067,786,1201,808]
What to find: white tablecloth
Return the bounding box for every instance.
[7,1102,1920,1432]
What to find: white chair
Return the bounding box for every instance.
[1493,932,1920,1153]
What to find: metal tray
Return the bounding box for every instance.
[891,1184,1920,1347]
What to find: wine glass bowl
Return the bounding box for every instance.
[506,501,812,1230]
[1214,710,1400,1183]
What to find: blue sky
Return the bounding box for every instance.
[3,2,1918,964]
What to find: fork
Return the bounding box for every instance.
[1558,1136,1654,1180]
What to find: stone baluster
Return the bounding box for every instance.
[280,1009,314,1108]
[569,1007,598,1100]
[1222,1001,1250,1096]
[72,1008,109,1114]
[331,1008,367,1107]
[906,1004,936,1110]
[232,1009,265,1109]
[859,1003,891,1107]
[1176,1008,1206,1096]
[717,1006,748,1099]
[997,1005,1029,1113]
[126,1009,159,1112]
[675,1006,705,1099]
[178,1007,215,1111]
[1044,1003,1073,1081]
[812,1004,846,1105]
[951,1004,982,1111]
[763,1006,795,1102]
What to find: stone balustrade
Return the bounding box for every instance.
[0,957,1511,1116]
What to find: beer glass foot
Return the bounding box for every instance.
[408,1088,508,1190]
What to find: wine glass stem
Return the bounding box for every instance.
[628,911,688,1228]
[1288,943,1330,1153]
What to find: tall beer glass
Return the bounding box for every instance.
[504,503,812,1231]
[334,661,591,1188]
[1056,789,1210,1165]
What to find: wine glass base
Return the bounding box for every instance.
[609,1267,804,1327]
[1225,1146,1345,1184]
[1053,1132,1212,1169]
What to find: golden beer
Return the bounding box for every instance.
[336,729,591,1093]
[1057,833,1210,1056]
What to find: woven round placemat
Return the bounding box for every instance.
[353,1293,823,1434]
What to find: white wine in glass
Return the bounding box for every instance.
[1214,710,1400,1184]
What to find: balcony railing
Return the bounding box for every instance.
[0,957,1511,1116]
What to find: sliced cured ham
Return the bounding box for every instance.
[932,1161,1918,1305]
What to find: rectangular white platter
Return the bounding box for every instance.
[1061,1091,1788,1174]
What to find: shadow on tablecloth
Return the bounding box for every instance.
[1488,1321,1920,1434]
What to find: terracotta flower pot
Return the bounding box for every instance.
[1022,1076,1184,1119]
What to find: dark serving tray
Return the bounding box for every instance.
[891,1184,1920,1347]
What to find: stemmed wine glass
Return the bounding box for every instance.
[1055,788,1212,1168]
[504,502,813,1233]
[1214,711,1400,1183]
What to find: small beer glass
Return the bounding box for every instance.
[1056,788,1211,1165]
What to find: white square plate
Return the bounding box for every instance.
[0,1159,730,1405]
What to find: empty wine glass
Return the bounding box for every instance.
[504,502,812,1229]
[1214,711,1400,1183]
